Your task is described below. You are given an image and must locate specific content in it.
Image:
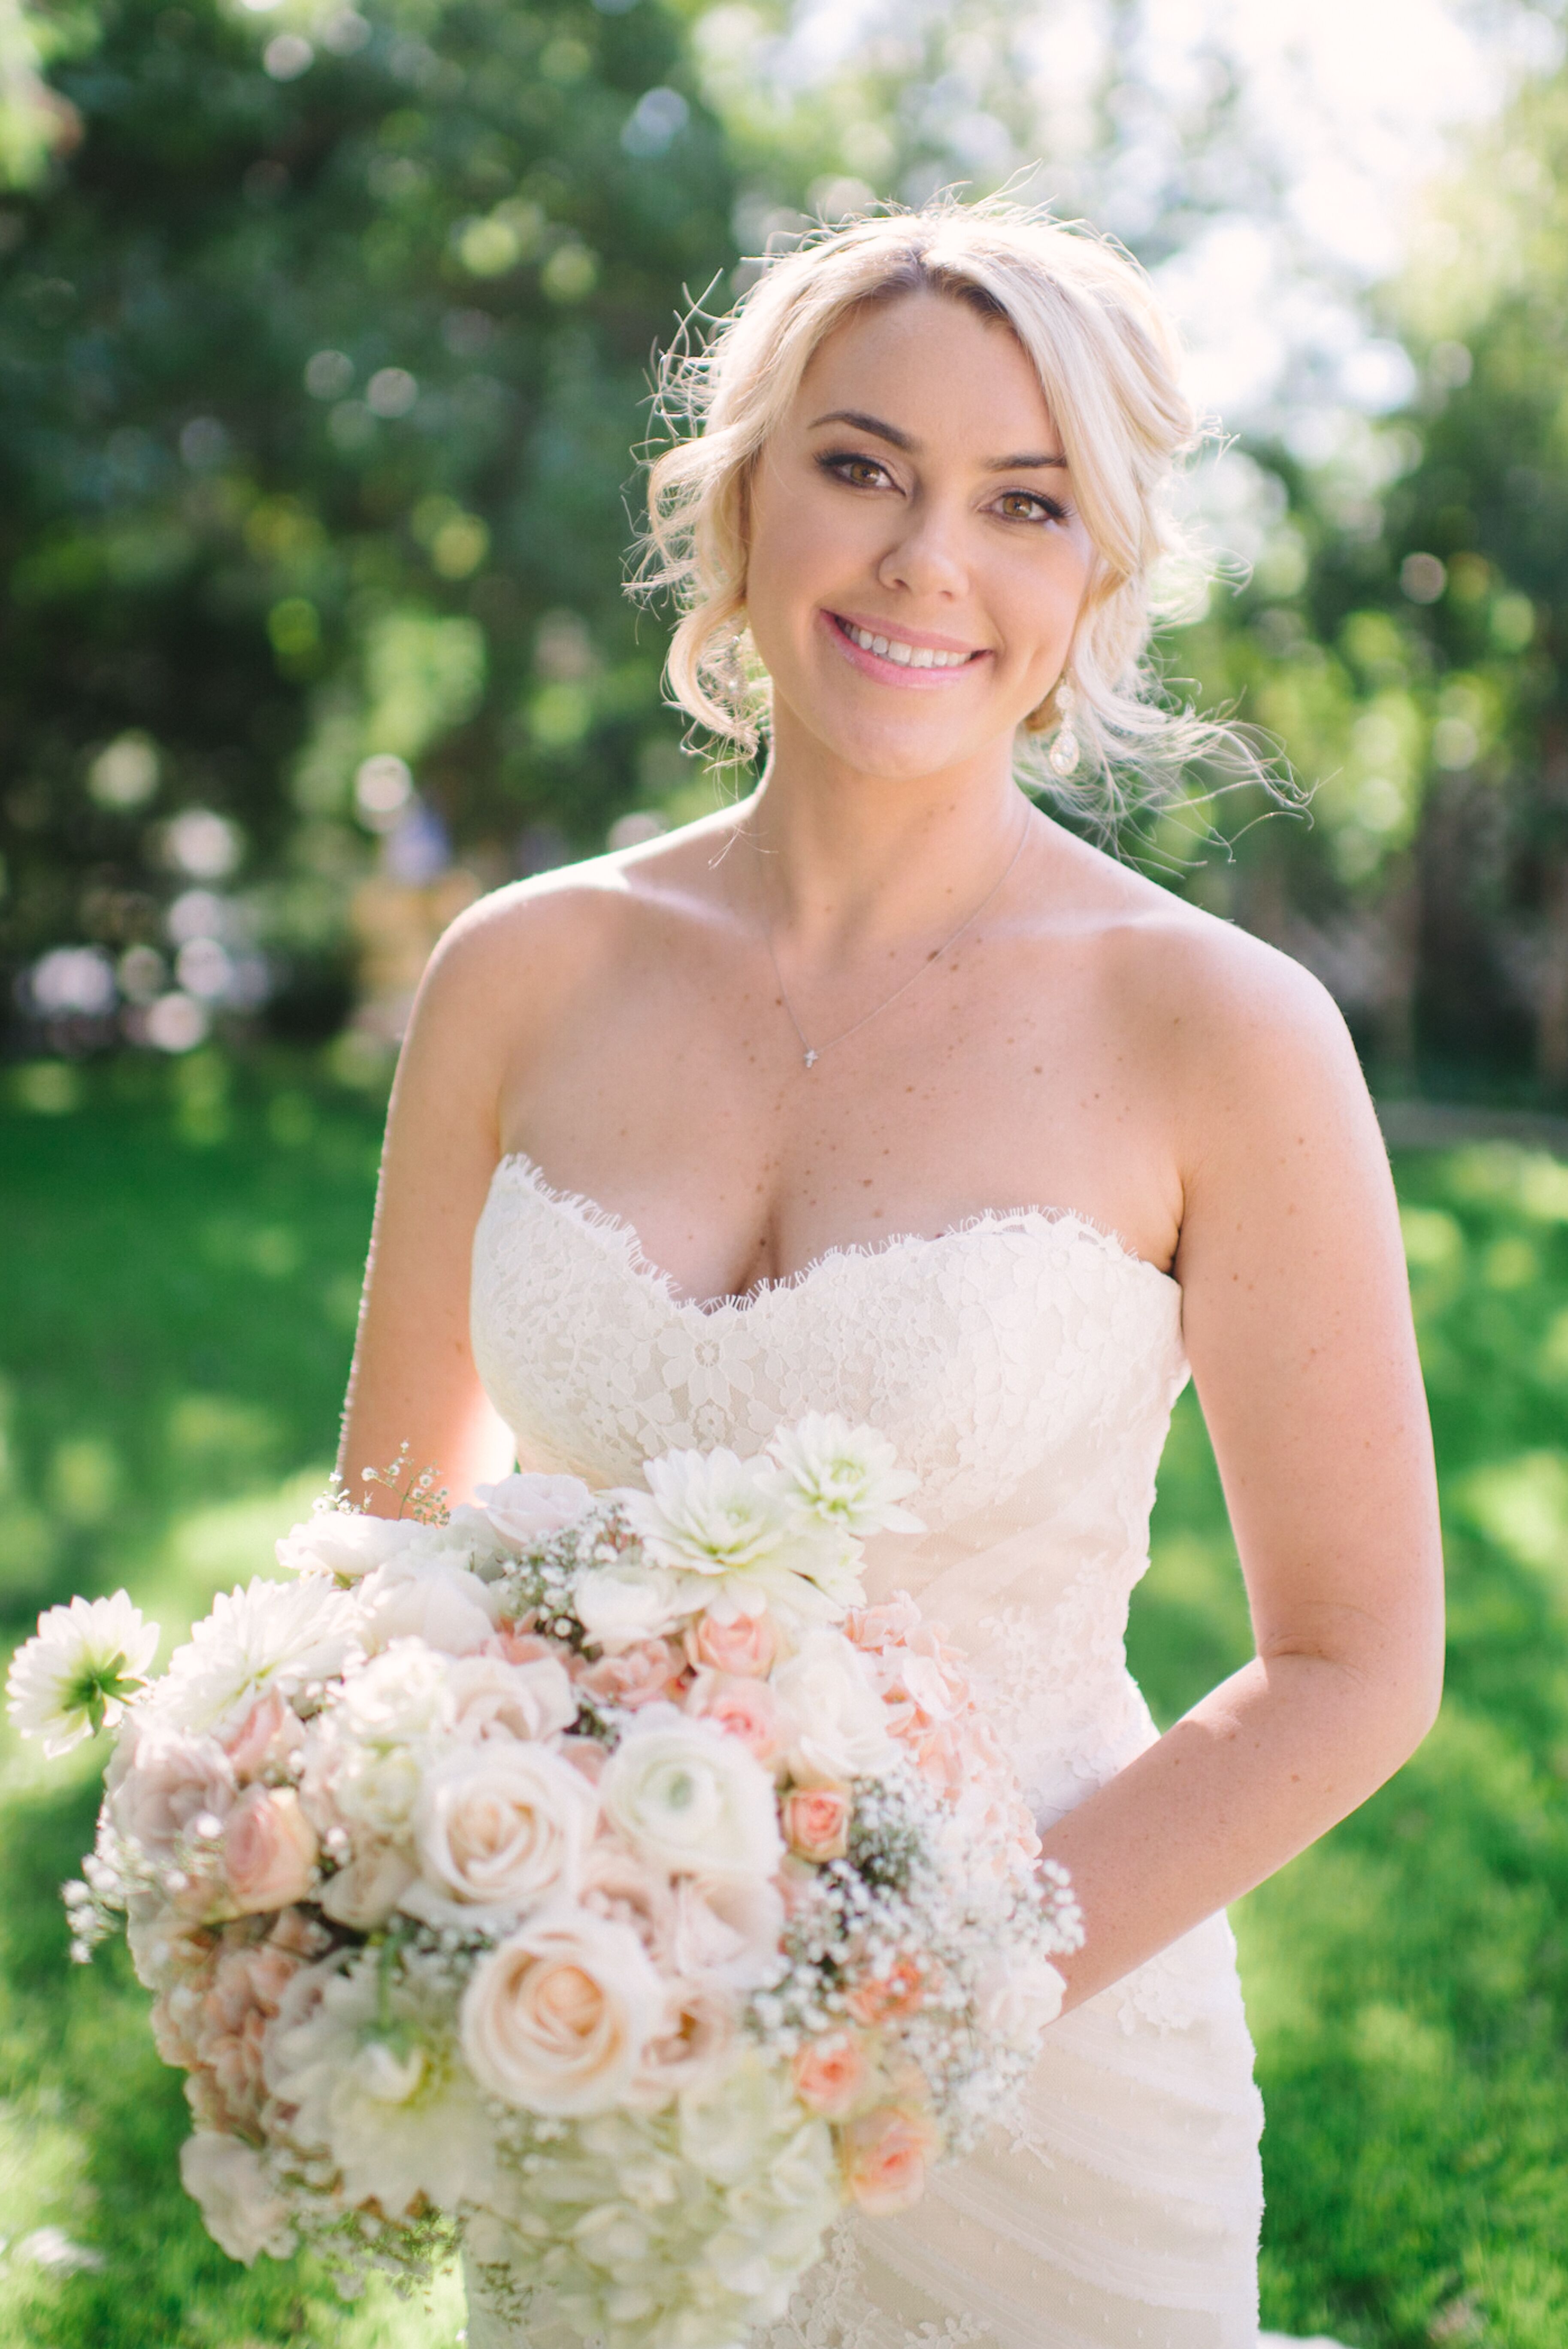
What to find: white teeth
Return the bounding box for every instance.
[844,620,970,667]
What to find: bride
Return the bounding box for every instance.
[338,202,1444,2348]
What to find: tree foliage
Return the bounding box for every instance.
[0,0,734,1042]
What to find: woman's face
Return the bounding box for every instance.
[745,290,1096,785]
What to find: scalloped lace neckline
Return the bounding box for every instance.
[489,1150,1179,1319]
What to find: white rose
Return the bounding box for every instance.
[475,1472,596,1547]
[403,1743,598,1924]
[275,1509,424,1582]
[460,1907,666,2116]
[357,1555,500,1657]
[772,1630,897,1783]
[599,1709,783,1882]
[976,1954,1066,2046]
[318,1840,416,1929]
[446,1651,576,1744]
[179,2133,295,2264]
[572,1563,686,1654]
[669,1874,785,1992]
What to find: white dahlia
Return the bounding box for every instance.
[766,1414,923,1541]
[154,1577,360,1736]
[6,1592,158,1757]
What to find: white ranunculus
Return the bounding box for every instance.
[976,1954,1066,2046]
[153,1577,360,1738]
[356,1554,500,1658]
[771,1629,897,1784]
[6,1592,159,1757]
[275,1507,424,1582]
[179,2132,296,2264]
[669,1874,785,1993]
[766,1414,924,1541]
[264,1951,497,2213]
[572,1563,686,1655]
[475,1472,596,1548]
[599,1710,783,1883]
[460,1906,666,2117]
[107,1722,236,1859]
[403,1743,598,1924]
[446,1651,576,1744]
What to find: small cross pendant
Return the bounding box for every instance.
[802,1048,819,1069]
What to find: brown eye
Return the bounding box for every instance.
[818,452,891,490]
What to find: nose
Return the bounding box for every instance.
[875,495,969,602]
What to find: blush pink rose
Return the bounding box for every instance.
[844,1595,921,1654]
[488,1626,565,1667]
[792,2028,869,2118]
[684,1671,783,1766]
[684,1609,779,1679]
[840,2102,941,2215]
[578,1639,684,1712]
[781,1783,851,1862]
[221,1787,319,1916]
[845,1953,929,2026]
[222,1691,305,1783]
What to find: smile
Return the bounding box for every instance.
[831,615,981,672]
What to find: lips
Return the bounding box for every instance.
[824,611,988,683]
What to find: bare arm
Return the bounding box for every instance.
[337,901,527,1514]
[1042,945,1444,2008]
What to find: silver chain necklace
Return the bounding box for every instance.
[748,800,1033,1070]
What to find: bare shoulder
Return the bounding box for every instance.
[1049,836,1375,1177]
[415,807,740,1033]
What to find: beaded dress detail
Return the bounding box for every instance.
[464,1154,1265,2349]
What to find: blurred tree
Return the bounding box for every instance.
[0,0,734,1050]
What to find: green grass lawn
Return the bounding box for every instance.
[3,1054,1568,2347]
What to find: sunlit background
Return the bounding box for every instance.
[7,3,1568,2345]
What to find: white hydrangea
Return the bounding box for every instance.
[151,1576,360,1736]
[6,1592,158,1756]
[304,1642,454,1841]
[263,1950,497,2215]
[179,2132,297,2265]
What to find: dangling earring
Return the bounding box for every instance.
[1048,680,1080,779]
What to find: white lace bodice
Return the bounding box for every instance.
[470,1154,1189,1834]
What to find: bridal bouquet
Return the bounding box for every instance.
[8,1416,1080,2349]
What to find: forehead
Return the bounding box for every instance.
[794,288,1059,454]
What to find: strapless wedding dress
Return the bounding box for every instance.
[462,1154,1265,2349]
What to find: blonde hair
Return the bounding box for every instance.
[638,195,1230,813]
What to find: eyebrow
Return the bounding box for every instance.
[808,408,1069,471]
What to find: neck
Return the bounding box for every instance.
[736,705,1031,960]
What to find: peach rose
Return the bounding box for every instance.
[781,1783,851,1863]
[223,1691,305,1783]
[684,1608,779,1679]
[843,1595,921,1654]
[578,1638,685,1712]
[460,1909,665,2116]
[221,1787,318,1916]
[845,1953,928,2025]
[188,1934,306,2130]
[839,2102,941,2215]
[487,1625,559,1666]
[792,2028,869,2119]
[684,1670,784,1766]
